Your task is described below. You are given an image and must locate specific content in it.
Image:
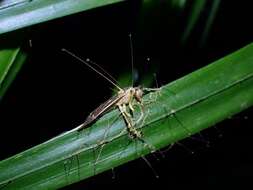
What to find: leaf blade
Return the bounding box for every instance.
[0,43,253,189]
[0,0,124,35]
[0,47,27,100]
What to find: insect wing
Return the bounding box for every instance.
[78,93,124,130]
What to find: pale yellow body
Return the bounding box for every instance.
[116,87,144,138]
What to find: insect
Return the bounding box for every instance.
[62,44,159,139]
[61,38,208,180]
[62,37,163,178]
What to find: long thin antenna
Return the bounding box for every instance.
[86,58,120,86]
[129,34,134,86]
[62,48,122,91]
[153,73,159,88]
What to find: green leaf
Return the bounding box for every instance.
[0,0,124,35]
[0,34,27,101]
[199,0,221,45]
[181,0,206,43]
[1,43,253,189]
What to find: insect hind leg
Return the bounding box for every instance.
[133,134,161,178]
[118,104,142,139]
[162,105,210,148]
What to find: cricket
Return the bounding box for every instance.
[62,36,159,140]
[62,38,162,178]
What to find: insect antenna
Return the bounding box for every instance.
[85,58,120,87]
[129,34,134,86]
[62,48,122,91]
[153,73,159,88]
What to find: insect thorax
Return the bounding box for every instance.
[117,87,143,106]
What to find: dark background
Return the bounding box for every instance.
[0,1,253,189]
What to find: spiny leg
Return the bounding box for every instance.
[119,103,160,177]
[142,87,162,105]
[143,87,175,96]
[93,142,107,175]
[122,104,132,118]
[129,100,135,113]
[118,104,141,138]
[135,101,145,124]
[128,91,135,112]
[131,131,160,178]
[118,105,132,128]
[143,87,161,92]
[92,111,129,173]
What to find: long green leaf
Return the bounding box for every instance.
[0,43,253,189]
[0,0,124,35]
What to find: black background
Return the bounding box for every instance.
[0,1,253,189]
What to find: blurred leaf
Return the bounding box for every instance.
[200,0,221,46]
[181,0,206,43]
[0,0,124,35]
[0,32,27,101]
[171,0,187,10]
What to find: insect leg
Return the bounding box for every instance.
[93,143,107,175]
[141,156,159,178]
[118,104,141,138]
[93,113,128,174]
[134,101,145,125]
[129,100,135,112]
[143,87,161,92]
[122,104,132,118]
